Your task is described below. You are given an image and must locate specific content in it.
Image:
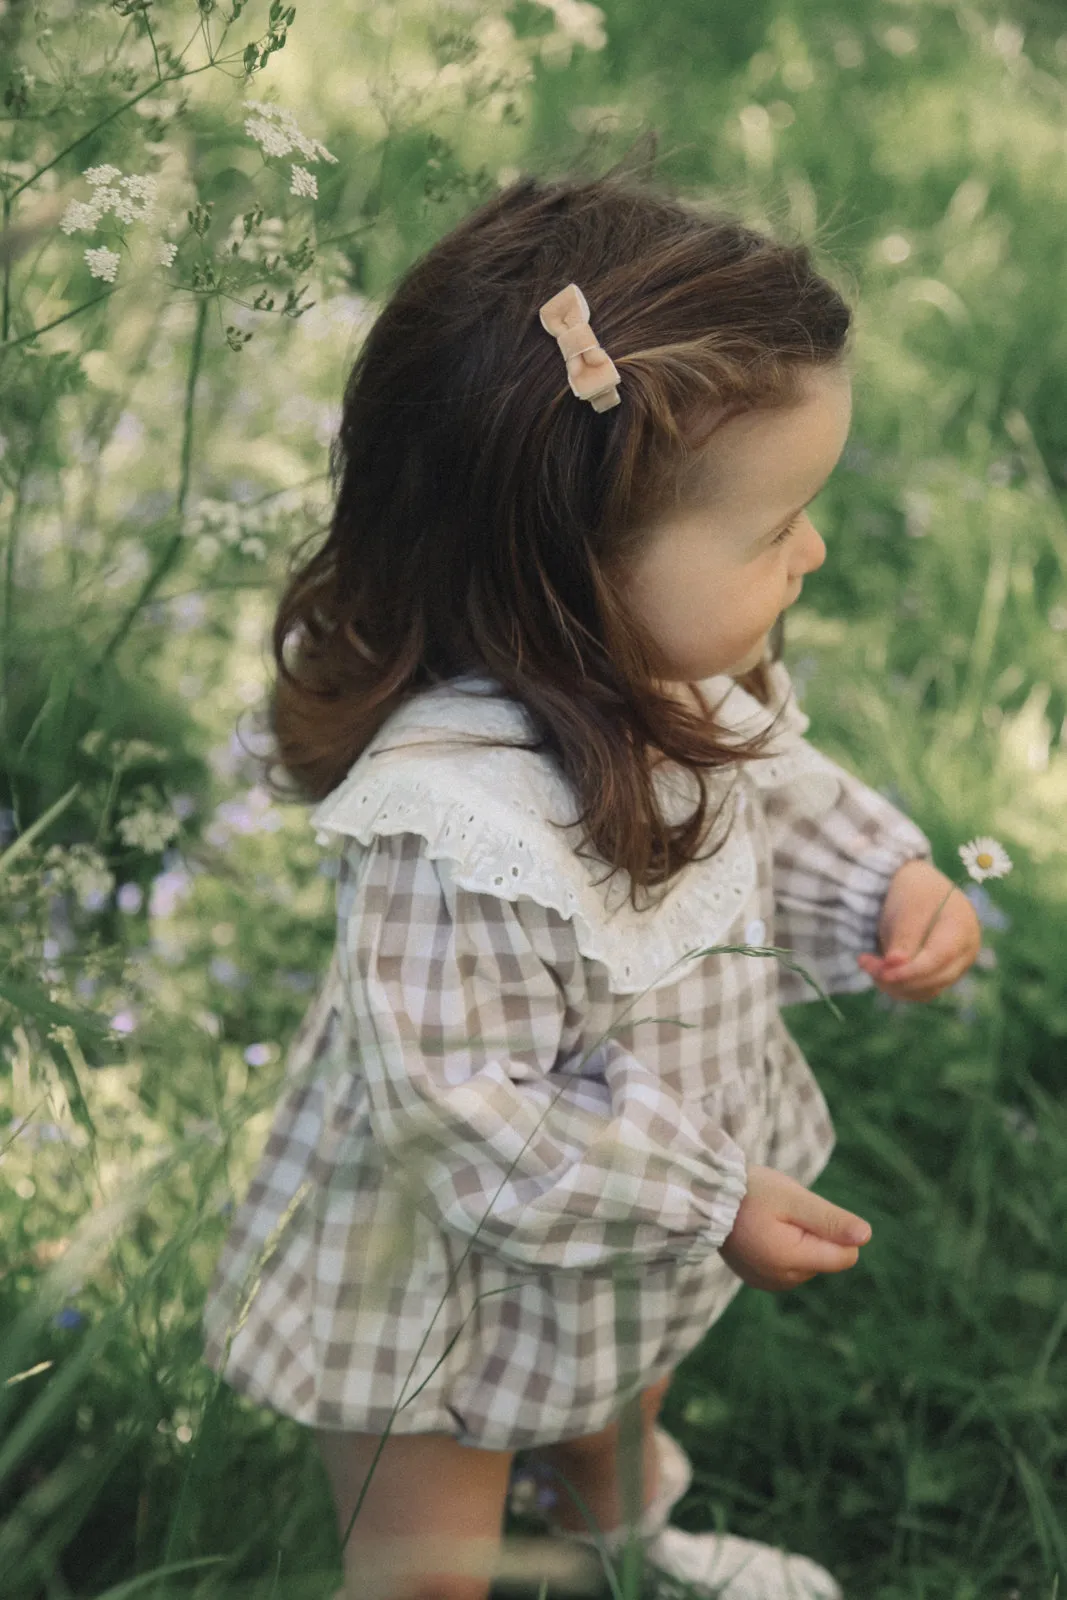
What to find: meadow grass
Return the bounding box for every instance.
[3,0,1067,1595]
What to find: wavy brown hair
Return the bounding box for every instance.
[262,145,853,912]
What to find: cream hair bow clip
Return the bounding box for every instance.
[538,282,621,412]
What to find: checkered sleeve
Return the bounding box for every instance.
[339,832,749,1275]
[764,754,935,1006]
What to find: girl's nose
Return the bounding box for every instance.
[803,522,827,573]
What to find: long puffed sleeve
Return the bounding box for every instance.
[764,754,935,1006]
[337,831,749,1275]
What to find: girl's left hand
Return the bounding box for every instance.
[858,857,983,1003]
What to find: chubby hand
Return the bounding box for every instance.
[858,857,982,1003]
[718,1165,871,1293]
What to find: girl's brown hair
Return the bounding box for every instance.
[262,144,853,912]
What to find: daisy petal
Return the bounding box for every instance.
[959,836,1012,882]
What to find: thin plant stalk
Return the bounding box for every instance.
[93,295,210,675]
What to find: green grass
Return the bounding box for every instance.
[3,0,1067,1595]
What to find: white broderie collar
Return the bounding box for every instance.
[309,662,841,993]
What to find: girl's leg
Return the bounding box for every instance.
[521,1368,674,1536]
[313,1427,514,1600]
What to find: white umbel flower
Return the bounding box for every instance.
[117,807,181,852]
[289,165,318,199]
[958,836,1013,882]
[84,246,121,282]
[243,98,338,165]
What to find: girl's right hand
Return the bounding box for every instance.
[717,1164,872,1292]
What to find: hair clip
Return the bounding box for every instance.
[538,282,621,412]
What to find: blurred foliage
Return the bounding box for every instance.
[1,0,1066,1596]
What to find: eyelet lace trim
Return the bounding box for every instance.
[309,663,842,994]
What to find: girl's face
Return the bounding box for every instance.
[620,365,853,688]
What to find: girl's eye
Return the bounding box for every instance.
[771,513,803,546]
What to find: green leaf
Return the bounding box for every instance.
[0,974,116,1056]
[0,784,81,879]
[45,1033,97,1143]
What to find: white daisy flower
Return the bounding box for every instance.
[958,837,1013,882]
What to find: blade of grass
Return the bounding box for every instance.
[0,782,81,878]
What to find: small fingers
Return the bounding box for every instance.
[862,953,959,999]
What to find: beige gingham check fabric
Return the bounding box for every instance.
[201,667,933,1451]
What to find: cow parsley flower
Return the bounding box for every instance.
[243,97,337,198]
[60,166,165,281]
[60,201,103,235]
[84,246,121,282]
[117,806,181,852]
[243,98,339,165]
[61,168,159,234]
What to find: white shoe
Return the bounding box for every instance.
[545,1426,844,1600]
[645,1522,843,1599]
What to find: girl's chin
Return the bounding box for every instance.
[728,636,769,674]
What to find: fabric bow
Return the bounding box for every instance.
[539,283,621,412]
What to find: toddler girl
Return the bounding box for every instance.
[202,162,938,1600]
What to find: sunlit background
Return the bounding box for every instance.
[2,1,1066,1595]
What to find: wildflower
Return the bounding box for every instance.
[290,166,318,199]
[60,166,162,282]
[53,1308,86,1331]
[539,0,608,52]
[3,1117,77,1155]
[964,881,1012,933]
[71,166,158,225]
[84,163,123,189]
[149,867,193,920]
[117,806,181,852]
[209,956,247,989]
[281,970,316,993]
[242,98,337,199]
[84,246,121,283]
[912,834,1013,960]
[37,843,114,909]
[116,882,144,913]
[958,837,1012,882]
[90,173,152,225]
[243,98,339,166]
[60,201,104,235]
[508,1460,559,1518]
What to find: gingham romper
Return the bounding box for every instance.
[201,660,933,1452]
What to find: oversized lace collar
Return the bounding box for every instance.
[309,662,841,993]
